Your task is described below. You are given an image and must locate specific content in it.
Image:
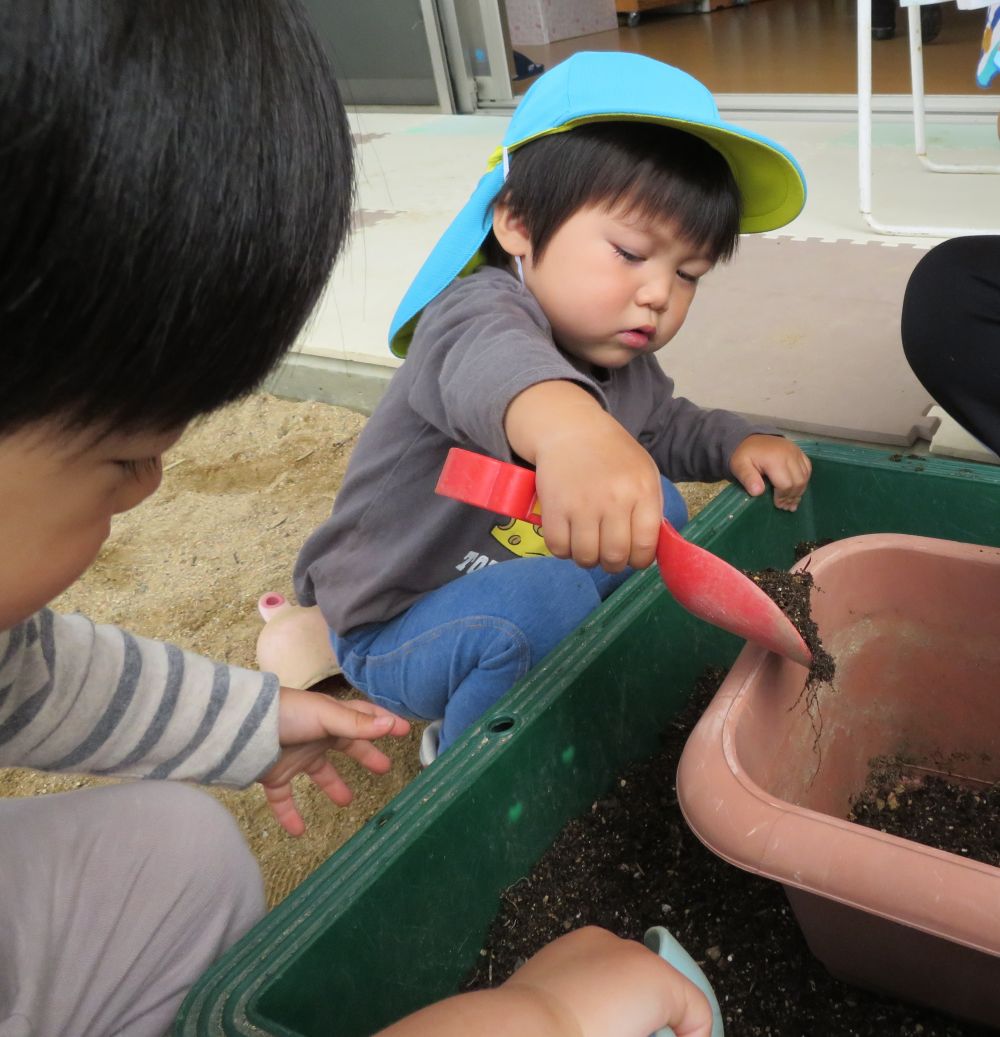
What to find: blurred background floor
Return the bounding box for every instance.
[514,0,997,95]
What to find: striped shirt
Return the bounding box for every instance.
[0,609,281,788]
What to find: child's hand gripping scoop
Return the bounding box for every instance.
[435,448,812,668]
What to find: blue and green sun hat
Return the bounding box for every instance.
[389,51,807,357]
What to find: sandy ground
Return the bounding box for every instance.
[0,392,725,907]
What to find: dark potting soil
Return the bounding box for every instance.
[746,566,836,685]
[792,539,835,563]
[850,757,1000,870]
[463,668,994,1037]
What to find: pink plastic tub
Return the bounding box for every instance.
[677,533,1000,1028]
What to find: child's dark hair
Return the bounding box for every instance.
[483,121,741,268]
[0,0,354,437]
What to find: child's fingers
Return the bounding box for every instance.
[628,498,663,570]
[263,759,355,837]
[315,700,398,741]
[262,781,307,837]
[277,736,394,777]
[337,737,395,775]
[538,509,571,560]
[772,480,803,512]
[261,741,391,835]
[730,455,767,497]
[733,447,813,512]
[302,754,355,808]
[597,511,632,572]
[567,517,602,570]
[334,697,412,737]
[278,687,409,745]
[769,454,812,511]
[777,451,812,491]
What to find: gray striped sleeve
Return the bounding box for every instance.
[146,661,230,780]
[0,611,57,750]
[0,610,280,787]
[88,642,184,775]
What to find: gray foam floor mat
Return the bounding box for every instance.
[660,236,935,446]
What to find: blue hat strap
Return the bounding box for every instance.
[501,146,525,286]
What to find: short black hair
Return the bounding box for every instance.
[0,0,354,437]
[483,121,741,268]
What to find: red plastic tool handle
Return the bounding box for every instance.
[435,447,542,524]
[435,448,813,667]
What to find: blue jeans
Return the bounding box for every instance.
[333,478,688,754]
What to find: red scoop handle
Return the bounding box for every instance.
[436,448,542,524]
[435,447,814,668]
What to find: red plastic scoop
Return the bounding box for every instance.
[435,447,812,668]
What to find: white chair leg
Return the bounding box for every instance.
[909,3,1000,172]
[857,0,1000,236]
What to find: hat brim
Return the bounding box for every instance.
[511,113,805,234]
[389,113,805,357]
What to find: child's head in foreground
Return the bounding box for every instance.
[0,0,353,630]
[389,52,806,359]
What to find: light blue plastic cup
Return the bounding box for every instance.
[644,926,724,1037]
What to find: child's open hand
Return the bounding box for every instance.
[729,434,812,512]
[260,688,410,836]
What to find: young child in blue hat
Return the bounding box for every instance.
[295,52,813,763]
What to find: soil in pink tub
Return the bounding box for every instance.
[677,533,1000,1029]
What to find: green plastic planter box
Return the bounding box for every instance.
[174,442,1000,1037]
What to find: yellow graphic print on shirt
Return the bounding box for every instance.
[490,517,551,558]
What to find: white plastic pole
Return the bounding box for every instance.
[857,0,874,220]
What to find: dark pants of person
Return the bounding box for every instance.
[901,236,1000,455]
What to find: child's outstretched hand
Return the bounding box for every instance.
[729,434,812,512]
[260,688,410,836]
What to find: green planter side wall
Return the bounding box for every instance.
[173,443,1000,1037]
